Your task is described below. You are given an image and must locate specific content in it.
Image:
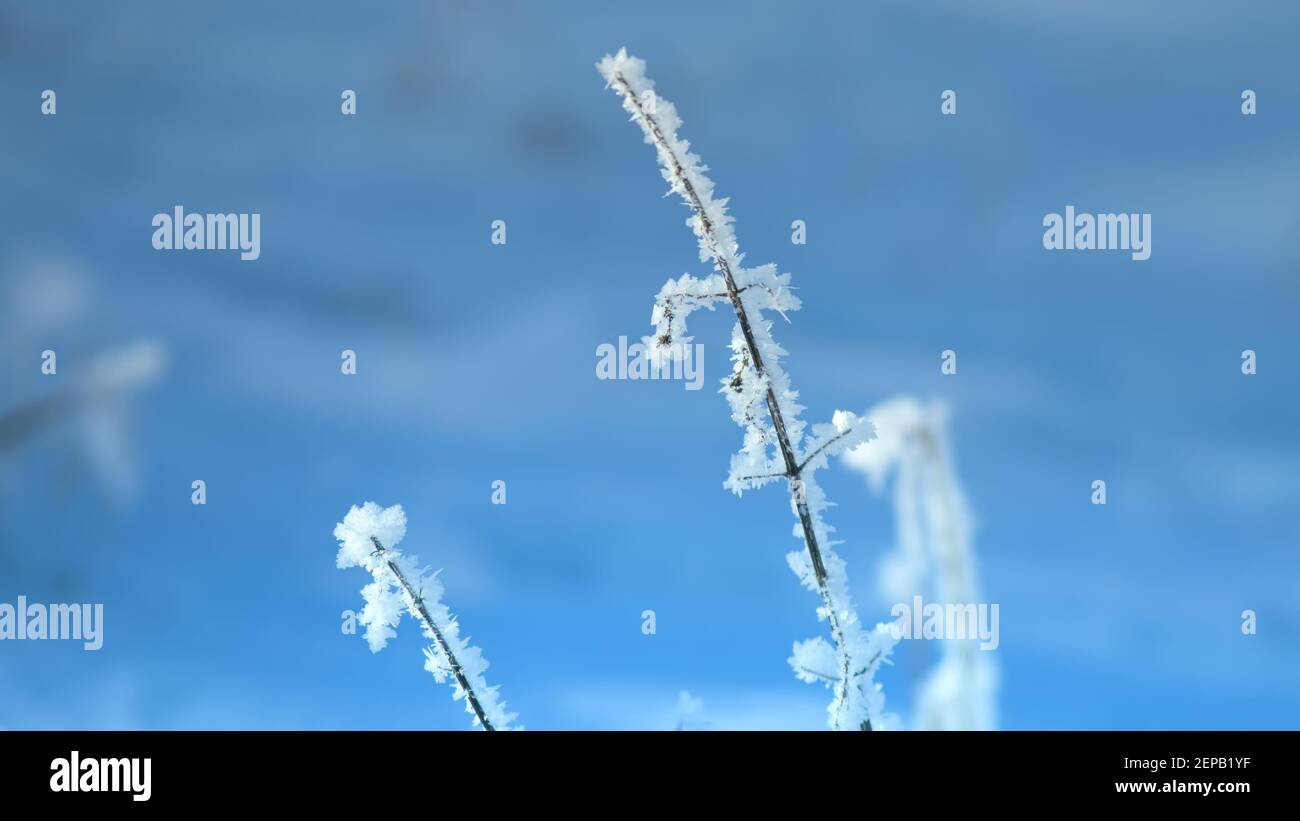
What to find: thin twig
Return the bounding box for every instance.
[370,536,495,731]
[798,666,842,684]
[798,428,856,473]
[736,470,788,482]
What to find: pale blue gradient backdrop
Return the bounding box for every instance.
[1,1,1296,729]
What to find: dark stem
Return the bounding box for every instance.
[371,536,495,731]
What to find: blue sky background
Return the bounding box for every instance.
[1,0,1296,729]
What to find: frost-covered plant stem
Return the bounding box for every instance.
[599,50,896,730]
[335,502,517,730]
[609,71,834,590]
[369,535,495,730]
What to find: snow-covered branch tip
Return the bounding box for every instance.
[334,502,518,730]
[597,48,898,730]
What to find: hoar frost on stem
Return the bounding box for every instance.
[597,49,897,730]
[334,502,518,730]
[843,399,998,730]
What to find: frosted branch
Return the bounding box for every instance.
[334,502,519,731]
[598,48,896,730]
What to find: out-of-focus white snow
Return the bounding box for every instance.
[843,398,998,730]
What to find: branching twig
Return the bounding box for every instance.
[599,50,896,730]
[609,68,837,588]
